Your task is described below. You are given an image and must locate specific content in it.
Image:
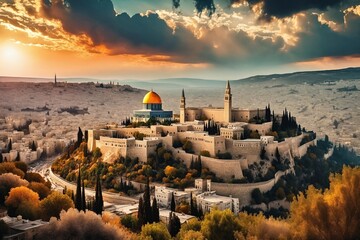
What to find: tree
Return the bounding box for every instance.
[140,222,171,240]
[7,139,12,153]
[36,208,132,240]
[0,173,29,204]
[177,218,202,239]
[40,191,74,221]
[251,188,263,204]
[164,165,177,179]
[0,153,3,163]
[168,212,181,237]
[5,186,40,220]
[152,197,160,223]
[82,179,86,211]
[75,167,82,211]
[290,166,360,240]
[14,161,28,174]
[138,197,145,229]
[275,147,281,161]
[0,162,25,178]
[77,127,83,148]
[143,177,152,224]
[93,172,104,215]
[31,141,37,151]
[28,182,50,200]
[121,214,138,232]
[170,192,176,212]
[201,209,242,240]
[25,172,45,183]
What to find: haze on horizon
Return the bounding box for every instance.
[0,0,359,80]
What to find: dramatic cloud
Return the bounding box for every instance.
[230,0,345,20]
[172,0,216,16]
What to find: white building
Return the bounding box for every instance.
[196,191,240,215]
[159,209,196,224]
[154,186,191,208]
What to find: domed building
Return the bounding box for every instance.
[132,90,173,122]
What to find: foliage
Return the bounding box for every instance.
[199,150,210,157]
[25,172,46,184]
[36,208,132,240]
[200,209,242,240]
[0,173,29,204]
[177,218,202,239]
[168,212,181,237]
[0,162,25,178]
[5,186,40,220]
[40,191,74,221]
[251,188,263,204]
[121,214,139,233]
[140,222,171,240]
[14,161,28,174]
[290,166,360,240]
[28,182,50,200]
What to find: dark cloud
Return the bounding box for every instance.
[172,0,180,9]
[290,13,360,60]
[40,0,211,62]
[231,0,344,20]
[172,0,216,16]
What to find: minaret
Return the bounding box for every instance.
[54,74,57,86]
[224,80,232,123]
[180,89,186,123]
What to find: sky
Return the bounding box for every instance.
[0,0,359,80]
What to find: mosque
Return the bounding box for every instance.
[133,81,267,124]
[180,81,266,124]
[132,90,173,123]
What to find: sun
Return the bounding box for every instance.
[2,44,22,62]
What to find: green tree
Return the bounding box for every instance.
[152,197,160,223]
[251,188,263,204]
[77,127,83,148]
[170,192,176,212]
[121,214,138,232]
[143,177,152,224]
[168,212,181,237]
[93,172,103,215]
[40,191,74,221]
[138,197,145,229]
[140,222,171,240]
[75,167,82,211]
[201,209,241,240]
[177,218,202,239]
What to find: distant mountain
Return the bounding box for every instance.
[1,67,359,87]
[233,67,360,85]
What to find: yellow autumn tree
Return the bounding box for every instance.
[5,186,40,220]
[40,191,74,221]
[290,166,360,240]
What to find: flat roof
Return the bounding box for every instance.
[159,209,195,224]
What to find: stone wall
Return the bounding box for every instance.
[172,149,244,180]
[211,170,290,206]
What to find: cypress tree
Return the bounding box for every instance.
[82,180,86,211]
[168,212,181,237]
[93,172,103,215]
[75,166,82,211]
[143,177,152,223]
[7,139,12,153]
[31,141,36,151]
[170,192,176,212]
[198,155,202,175]
[138,197,144,228]
[77,127,83,148]
[0,153,3,163]
[152,197,160,223]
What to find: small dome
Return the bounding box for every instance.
[143,90,162,104]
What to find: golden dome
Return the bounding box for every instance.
[143,90,162,104]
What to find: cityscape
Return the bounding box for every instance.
[1,0,360,240]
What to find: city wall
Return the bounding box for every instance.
[211,170,291,206]
[172,149,244,180]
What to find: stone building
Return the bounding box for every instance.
[180,81,266,124]
[132,90,173,123]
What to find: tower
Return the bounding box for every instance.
[224,80,232,123]
[54,74,57,86]
[180,89,186,123]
